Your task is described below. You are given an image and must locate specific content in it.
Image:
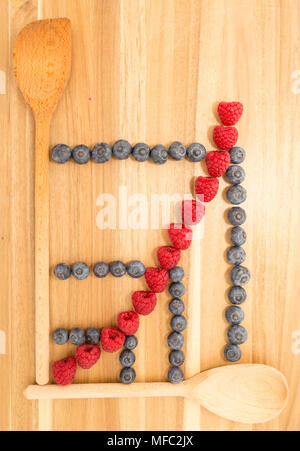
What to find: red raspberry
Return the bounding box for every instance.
[52,357,77,386]
[144,267,169,293]
[101,327,125,352]
[213,126,238,150]
[218,101,243,126]
[195,176,219,202]
[205,150,230,177]
[168,223,193,250]
[182,200,205,226]
[132,291,157,315]
[76,344,101,369]
[117,310,139,335]
[157,246,181,270]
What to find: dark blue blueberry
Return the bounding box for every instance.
[86,327,101,344]
[169,142,186,160]
[119,350,136,367]
[228,286,247,305]
[229,147,246,164]
[92,142,112,163]
[169,266,184,282]
[72,145,90,164]
[72,262,90,280]
[124,335,138,350]
[51,144,71,164]
[186,143,206,162]
[169,298,185,315]
[169,282,185,298]
[69,328,85,346]
[113,140,132,160]
[167,332,184,350]
[127,260,145,278]
[52,328,69,345]
[168,366,184,384]
[227,246,246,265]
[132,143,150,162]
[227,185,247,204]
[224,344,242,362]
[171,315,187,333]
[54,263,71,280]
[227,325,248,345]
[230,265,250,286]
[120,367,136,384]
[109,261,127,277]
[169,350,185,367]
[225,306,244,325]
[225,165,245,184]
[230,226,246,246]
[151,145,168,164]
[93,262,109,278]
[227,207,246,226]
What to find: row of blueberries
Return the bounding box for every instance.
[54,260,146,280]
[51,141,207,164]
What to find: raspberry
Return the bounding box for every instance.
[157,246,181,270]
[145,267,169,293]
[205,150,230,177]
[168,223,193,250]
[195,176,219,202]
[117,311,139,335]
[76,344,101,369]
[218,102,243,126]
[52,357,77,386]
[213,126,238,150]
[181,200,205,226]
[101,327,125,352]
[132,291,157,315]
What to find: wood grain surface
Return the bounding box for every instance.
[1,0,300,431]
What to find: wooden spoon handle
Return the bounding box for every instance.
[35,116,50,386]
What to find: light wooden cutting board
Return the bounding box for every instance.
[1,0,300,431]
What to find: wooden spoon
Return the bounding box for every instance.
[13,19,72,385]
[25,364,289,424]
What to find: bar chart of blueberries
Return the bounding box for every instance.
[1,0,300,432]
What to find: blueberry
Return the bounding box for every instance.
[186,143,206,162]
[169,266,184,282]
[225,165,245,184]
[124,335,138,350]
[169,282,185,298]
[151,145,168,164]
[120,350,136,367]
[227,246,246,265]
[52,328,69,345]
[54,263,71,280]
[168,366,184,384]
[227,185,247,205]
[227,207,246,226]
[109,261,127,277]
[51,144,72,164]
[120,367,136,384]
[224,344,242,362]
[72,145,90,164]
[225,306,244,325]
[92,142,112,163]
[127,260,145,278]
[132,143,150,162]
[113,140,132,160]
[169,298,185,315]
[171,315,187,332]
[93,262,109,278]
[72,262,90,280]
[229,147,246,164]
[228,286,247,305]
[230,265,250,285]
[228,325,248,345]
[86,327,101,344]
[169,142,186,160]
[230,226,246,246]
[69,328,85,346]
[168,332,184,350]
[169,350,185,367]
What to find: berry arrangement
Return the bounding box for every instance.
[51,101,249,386]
